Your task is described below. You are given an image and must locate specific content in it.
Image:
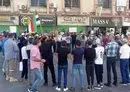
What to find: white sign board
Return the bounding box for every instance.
[116,0,126,6]
[9,26,17,33]
[69,27,77,33]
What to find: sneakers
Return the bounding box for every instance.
[94,84,101,90]
[100,83,104,88]
[28,88,39,92]
[9,77,18,82]
[87,86,91,91]
[56,87,61,91]
[63,88,68,92]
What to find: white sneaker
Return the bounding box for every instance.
[9,77,18,82]
[56,87,61,91]
[63,88,68,92]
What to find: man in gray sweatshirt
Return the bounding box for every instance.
[4,33,19,82]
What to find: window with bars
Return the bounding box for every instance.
[0,0,10,6]
[65,0,80,8]
[31,0,46,7]
[97,0,111,8]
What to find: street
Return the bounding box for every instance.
[0,53,130,92]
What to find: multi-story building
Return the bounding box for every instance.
[0,0,130,34]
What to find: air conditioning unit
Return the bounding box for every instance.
[19,5,27,10]
[116,6,125,12]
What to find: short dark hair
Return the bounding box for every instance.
[61,40,67,47]
[33,39,40,45]
[23,40,28,46]
[8,33,14,38]
[29,38,33,44]
[75,40,81,46]
[87,40,92,46]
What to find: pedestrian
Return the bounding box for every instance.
[94,40,104,89]
[21,40,28,82]
[56,41,70,92]
[105,34,119,87]
[71,40,84,91]
[84,40,96,90]
[119,38,130,85]
[28,38,46,92]
[39,37,57,86]
[1,32,8,76]
[4,33,19,82]
[71,33,77,49]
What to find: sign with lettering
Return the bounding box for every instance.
[0,16,19,25]
[123,17,130,26]
[19,15,56,26]
[90,17,122,27]
[58,16,89,26]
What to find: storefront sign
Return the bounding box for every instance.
[19,16,56,26]
[90,17,122,27]
[58,16,89,26]
[0,16,19,25]
[123,17,130,26]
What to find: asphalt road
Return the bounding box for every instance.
[0,53,130,92]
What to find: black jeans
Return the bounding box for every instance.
[44,62,56,84]
[21,59,28,79]
[86,65,94,86]
[107,57,117,84]
[95,64,103,84]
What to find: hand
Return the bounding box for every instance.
[41,59,46,63]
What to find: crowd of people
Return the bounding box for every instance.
[0,30,130,92]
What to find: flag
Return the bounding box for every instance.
[35,10,41,25]
[28,19,34,33]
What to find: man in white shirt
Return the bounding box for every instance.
[119,38,130,85]
[95,40,104,89]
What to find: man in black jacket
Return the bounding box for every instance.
[40,37,56,86]
[84,40,96,90]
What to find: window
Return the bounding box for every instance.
[129,0,130,9]
[65,0,80,8]
[97,0,111,8]
[0,0,10,6]
[31,0,46,7]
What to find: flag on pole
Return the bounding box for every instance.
[35,11,41,25]
[28,19,35,33]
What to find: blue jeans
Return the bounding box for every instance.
[58,65,68,88]
[72,64,84,88]
[31,68,43,91]
[120,59,130,84]
[2,56,6,73]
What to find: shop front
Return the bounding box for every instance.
[122,17,130,34]
[90,17,122,33]
[0,16,19,34]
[19,15,56,33]
[57,15,89,33]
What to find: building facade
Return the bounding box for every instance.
[0,0,130,34]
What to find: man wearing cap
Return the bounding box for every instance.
[119,38,130,85]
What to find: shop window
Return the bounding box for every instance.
[0,0,10,6]
[65,0,80,8]
[31,0,46,7]
[97,0,111,8]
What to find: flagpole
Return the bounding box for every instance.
[40,24,43,34]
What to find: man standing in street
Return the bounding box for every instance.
[119,38,130,85]
[4,33,19,82]
[105,34,119,87]
[40,37,56,86]
[28,39,46,92]
[71,40,84,91]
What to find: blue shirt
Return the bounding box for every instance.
[72,48,84,64]
[105,40,119,57]
[1,37,8,56]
